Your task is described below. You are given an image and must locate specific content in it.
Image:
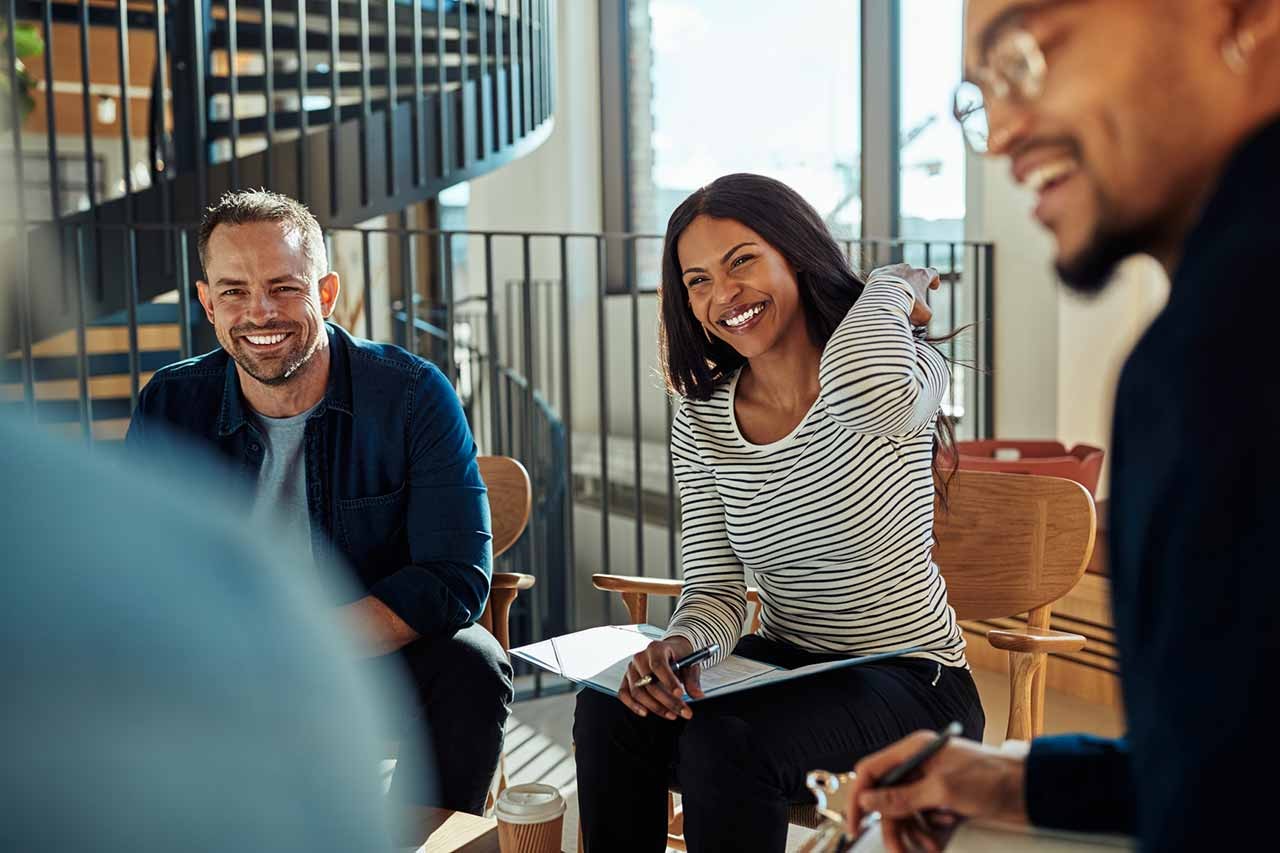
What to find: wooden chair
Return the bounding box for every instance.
[476,456,536,808]
[591,470,1096,849]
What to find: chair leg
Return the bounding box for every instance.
[1006,651,1045,741]
[1030,656,1048,737]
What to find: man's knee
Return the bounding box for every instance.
[402,624,514,717]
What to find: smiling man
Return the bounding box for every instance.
[126,190,513,815]
[846,0,1280,851]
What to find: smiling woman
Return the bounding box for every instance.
[572,173,984,853]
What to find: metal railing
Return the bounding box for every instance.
[1,220,995,694]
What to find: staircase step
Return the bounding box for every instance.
[24,325,181,359]
[0,372,157,404]
[1,351,184,384]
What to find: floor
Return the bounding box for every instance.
[500,666,1125,852]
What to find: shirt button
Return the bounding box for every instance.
[250,443,261,453]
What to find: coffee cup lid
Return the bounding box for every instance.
[494,783,566,825]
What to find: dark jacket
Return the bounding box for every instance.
[1025,116,1280,848]
[127,323,492,639]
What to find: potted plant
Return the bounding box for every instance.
[0,20,44,131]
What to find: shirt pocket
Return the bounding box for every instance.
[336,483,409,570]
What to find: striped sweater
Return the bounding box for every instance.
[664,272,968,669]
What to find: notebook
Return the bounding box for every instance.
[511,624,924,701]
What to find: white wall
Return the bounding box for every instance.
[1057,255,1168,497]
[967,155,1061,439]
[966,153,1169,498]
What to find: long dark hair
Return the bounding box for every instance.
[656,173,960,497]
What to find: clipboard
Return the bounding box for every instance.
[511,624,925,701]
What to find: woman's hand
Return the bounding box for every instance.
[872,264,941,326]
[616,636,706,720]
[845,734,1030,853]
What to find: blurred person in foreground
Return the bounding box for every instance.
[126,190,513,814]
[847,1,1280,850]
[0,268,403,849]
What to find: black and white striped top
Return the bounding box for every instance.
[664,272,968,669]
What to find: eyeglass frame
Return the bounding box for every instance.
[953,19,1049,154]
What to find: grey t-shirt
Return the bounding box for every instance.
[251,401,321,552]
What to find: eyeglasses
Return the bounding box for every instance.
[953,26,1048,154]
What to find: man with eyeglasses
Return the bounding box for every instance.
[847,1,1280,850]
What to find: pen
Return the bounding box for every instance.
[841,721,964,850]
[875,720,963,788]
[633,642,720,689]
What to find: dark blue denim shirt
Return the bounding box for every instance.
[126,323,492,639]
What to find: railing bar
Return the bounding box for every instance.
[384,0,396,197]
[412,0,424,186]
[362,228,374,344]
[178,228,193,359]
[984,244,995,438]
[154,0,175,280]
[923,243,932,304]
[115,3,137,209]
[295,0,308,201]
[73,225,94,444]
[558,234,576,629]
[436,0,447,176]
[77,1,100,299]
[263,0,274,186]
[40,0,61,222]
[326,0,339,213]
[192,0,208,212]
[358,0,370,207]
[6,0,31,411]
[522,0,531,133]
[478,0,488,156]
[226,0,239,187]
[520,233,540,646]
[508,0,518,141]
[596,235,611,620]
[442,231,456,384]
[949,241,957,421]
[485,234,502,455]
[124,228,142,409]
[629,237,644,577]
[405,222,418,355]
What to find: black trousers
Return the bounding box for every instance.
[573,635,984,853]
[378,623,514,814]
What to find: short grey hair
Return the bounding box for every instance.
[198,190,327,282]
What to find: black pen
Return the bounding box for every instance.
[634,642,720,688]
[876,720,963,788]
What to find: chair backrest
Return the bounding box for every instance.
[477,455,531,558]
[934,470,1096,621]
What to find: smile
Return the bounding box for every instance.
[718,302,768,329]
[243,332,291,346]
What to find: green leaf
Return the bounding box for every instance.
[14,24,44,60]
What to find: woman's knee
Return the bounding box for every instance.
[677,713,775,798]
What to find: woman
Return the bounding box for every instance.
[573,174,985,853]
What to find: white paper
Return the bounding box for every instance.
[850,820,1134,852]
[511,624,779,698]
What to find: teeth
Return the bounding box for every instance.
[246,333,287,345]
[722,303,765,328]
[1027,160,1076,193]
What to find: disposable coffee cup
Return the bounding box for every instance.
[494,783,565,853]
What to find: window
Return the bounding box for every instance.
[897,0,966,248]
[620,0,861,286]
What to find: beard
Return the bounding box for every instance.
[221,321,320,385]
[1055,176,1175,295]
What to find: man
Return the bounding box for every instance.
[127,190,513,815]
[848,1,1280,850]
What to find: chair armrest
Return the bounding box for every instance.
[987,625,1087,654]
[492,572,536,592]
[593,574,685,598]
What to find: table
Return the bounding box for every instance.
[398,807,568,853]
[399,807,500,853]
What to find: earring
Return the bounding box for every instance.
[1223,30,1255,74]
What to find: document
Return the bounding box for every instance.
[850,818,1133,852]
[511,624,923,701]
